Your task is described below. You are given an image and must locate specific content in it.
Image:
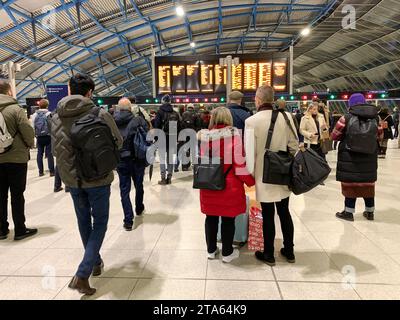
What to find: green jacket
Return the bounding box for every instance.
[0,94,34,164]
[51,95,123,188]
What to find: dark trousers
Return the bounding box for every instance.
[69,185,110,279]
[116,160,145,223]
[394,124,399,138]
[309,143,326,160]
[0,163,28,235]
[261,197,294,257]
[345,197,375,214]
[36,136,54,174]
[205,215,235,256]
[54,166,62,190]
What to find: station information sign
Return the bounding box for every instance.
[186,64,200,93]
[172,65,186,93]
[157,65,171,94]
[155,54,288,95]
[200,63,214,93]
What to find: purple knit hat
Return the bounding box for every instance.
[348,93,366,107]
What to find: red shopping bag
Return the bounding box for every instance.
[248,206,264,251]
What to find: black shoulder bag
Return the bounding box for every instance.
[262,110,297,186]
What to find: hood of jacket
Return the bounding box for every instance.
[349,104,378,119]
[56,95,95,119]
[197,125,239,142]
[160,103,173,113]
[0,94,17,111]
[114,110,134,127]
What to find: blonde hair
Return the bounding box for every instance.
[209,107,233,128]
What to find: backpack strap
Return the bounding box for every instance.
[91,107,101,117]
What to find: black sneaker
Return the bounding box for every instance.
[39,173,45,177]
[0,230,10,240]
[136,207,145,216]
[363,211,375,221]
[174,168,179,173]
[54,187,64,193]
[336,211,354,222]
[280,248,296,263]
[50,172,55,177]
[158,178,168,185]
[92,259,104,277]
[14,228,38,241]
[123,222,133,231]
[166,176,172,184]
[255,251,276,266]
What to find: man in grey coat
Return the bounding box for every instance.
[51,74,123,295]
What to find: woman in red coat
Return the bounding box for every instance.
[198,107,255,263]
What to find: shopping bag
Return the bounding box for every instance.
[248,206,264,251]
[217,196,249,245]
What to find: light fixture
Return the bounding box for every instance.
[190,42,196,48]
[300,27,311,37]
[176,5,185,17]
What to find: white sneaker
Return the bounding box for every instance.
[208,248,220,260]
[222,249,240,263]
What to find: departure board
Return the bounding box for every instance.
[232,64,242,90]
[272,60,287,91]
[172,65,186,93]
[200,64,214,93]
[215,64,226,93]
[158,65,171,94]
[243,63,257,91]
[258,62,272,87]
[186,64,200,93]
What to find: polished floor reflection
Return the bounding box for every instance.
[0,141,399,300]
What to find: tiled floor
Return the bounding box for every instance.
[0,140,399,300]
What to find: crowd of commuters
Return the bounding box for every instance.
[1,74,400,295]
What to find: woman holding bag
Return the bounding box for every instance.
[198,107,255,263]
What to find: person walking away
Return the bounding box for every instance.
[31,99,55,177]
[180,103,201,171]
[392,107,399,139]
[51,74,123,295]
[127,96,152,129]
[378,107,394,158]
[0,80,37,241]
[300,104,328,159]
[332,111,343,150]
[198,107,255,263]
[153,94,181,185]
[332,93,381,221]
[245,85,299,266]
[114,98,148,231]
[226,91,251,134]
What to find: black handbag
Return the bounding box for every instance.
[262,110,297,186]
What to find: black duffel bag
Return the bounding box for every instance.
[290,147,331,195]
[262,110,296,186]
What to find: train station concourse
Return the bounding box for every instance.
[1,0,400,306]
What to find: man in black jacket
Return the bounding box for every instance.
[227,91,251,133]
[153,95,181,185]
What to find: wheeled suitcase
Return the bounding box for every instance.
[217,196,249,246]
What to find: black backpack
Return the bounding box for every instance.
[345,115,378,154]
[70,108,120,183]
[290,148,331,195]
[162,110,180,135]
[181,111,198,130]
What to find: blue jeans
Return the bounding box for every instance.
[117,160,145,224]
[69,185,110,279]
[36,136,54,174]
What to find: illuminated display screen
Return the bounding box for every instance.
[243,63,257,91]
[172,65,186,93]
[186,64,200,93]
[215,64,226,93]
[232,64,242,90]
[158,65,171,94]
[272,60,287,92]
[200,64,214,93]
[258,62,272,87]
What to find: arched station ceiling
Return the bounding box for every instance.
[0,0,399,100]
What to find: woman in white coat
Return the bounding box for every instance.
[299,104,328,159]
[245,86,299,266]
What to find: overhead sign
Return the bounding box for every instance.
[46,84,69,111]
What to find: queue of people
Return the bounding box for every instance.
[1,74,399,297]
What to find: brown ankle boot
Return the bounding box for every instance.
[68,276,96,295]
